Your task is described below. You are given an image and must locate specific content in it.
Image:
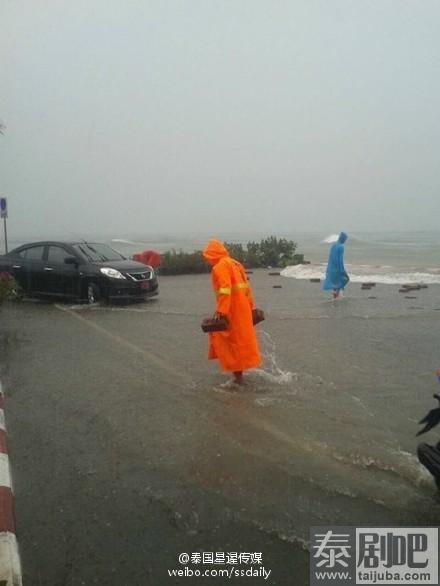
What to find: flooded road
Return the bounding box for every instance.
[1,270,439,584]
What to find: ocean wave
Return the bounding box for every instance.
[321,234,340,244]
[111,238,146,245]
[281,264,440,285]
[320,234,364,245]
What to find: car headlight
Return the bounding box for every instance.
[100,267,126,280]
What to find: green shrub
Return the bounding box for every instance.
[225,237,297,268]
[159,236,302,275]
[0,272,18,304]
[159,250,210,276]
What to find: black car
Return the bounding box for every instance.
[0,241,159,303]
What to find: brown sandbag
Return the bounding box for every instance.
[403,284,421,290]
[310,278,321,283]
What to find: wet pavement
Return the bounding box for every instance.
[1,271,440,584]
[0,287,304,585]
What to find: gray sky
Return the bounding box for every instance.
[1,0,440,239]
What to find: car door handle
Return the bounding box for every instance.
[12,265,22,269]
[44,267,54,271]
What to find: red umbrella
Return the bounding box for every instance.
[132,250,161,268]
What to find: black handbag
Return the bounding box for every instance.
[252,308,265,325]
[201,316,228,332]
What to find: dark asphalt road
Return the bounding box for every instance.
[2,272,440,585]
[0,294,306,586]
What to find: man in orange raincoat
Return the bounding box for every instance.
[203,240,261,384]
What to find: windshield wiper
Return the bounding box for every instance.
[84,244,107,262]
[77,245,93,262]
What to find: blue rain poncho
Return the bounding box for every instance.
[322,232,349,291]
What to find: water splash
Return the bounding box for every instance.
[217,379,242,391]
[253,331,296,385]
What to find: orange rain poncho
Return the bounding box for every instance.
[203,240,261,372]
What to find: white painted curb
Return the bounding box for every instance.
[0,533,22,585]
[0,386,22,586]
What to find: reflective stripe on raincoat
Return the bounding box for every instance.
[203,240,261,372]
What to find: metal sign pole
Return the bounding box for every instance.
[3,218,7,254]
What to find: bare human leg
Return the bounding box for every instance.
[233,371,244,385]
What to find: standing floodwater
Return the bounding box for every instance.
[130,268,440,537]
[2,265,440,583]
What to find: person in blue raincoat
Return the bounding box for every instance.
[322,232,349,299]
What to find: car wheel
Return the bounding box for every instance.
[86,283,100,305]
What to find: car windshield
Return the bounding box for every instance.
[73,243,126,263]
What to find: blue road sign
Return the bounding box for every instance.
[0,198,7,219]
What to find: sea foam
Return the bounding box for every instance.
[111,238,145,245]
[321,234,340,244]
[281,264,440,285]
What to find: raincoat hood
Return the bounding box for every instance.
[338,232,348,243]
[203,240,229,266]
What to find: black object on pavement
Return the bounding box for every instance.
[417,394,440,489]
[417,394,440,436]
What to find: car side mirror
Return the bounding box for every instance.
[65,256,78,266]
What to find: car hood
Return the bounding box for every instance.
[93,260,153,272]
